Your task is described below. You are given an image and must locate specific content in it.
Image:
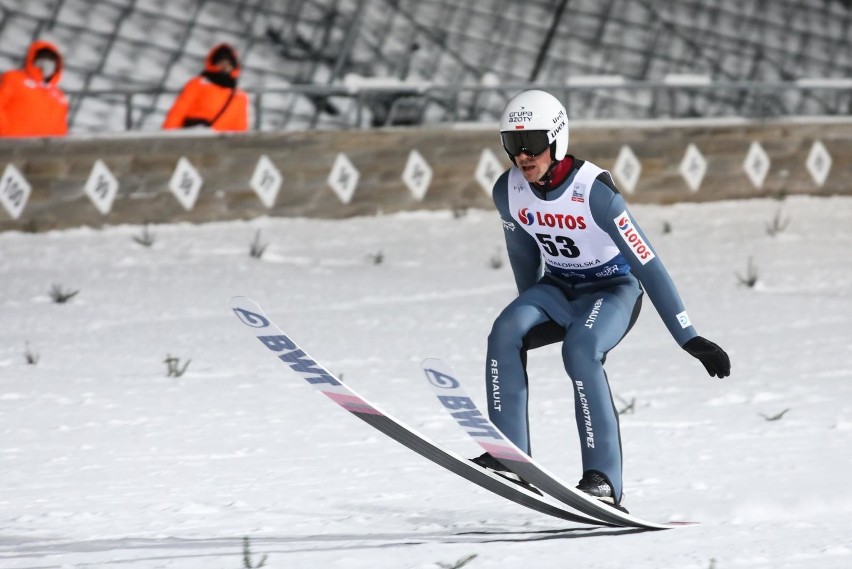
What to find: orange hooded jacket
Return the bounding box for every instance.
[163,43,249,132]
[0,40,68,137]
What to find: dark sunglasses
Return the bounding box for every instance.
[501,130,550,157]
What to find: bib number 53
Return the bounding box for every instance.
[535,233,580,258]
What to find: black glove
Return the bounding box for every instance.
[683,336,731,378]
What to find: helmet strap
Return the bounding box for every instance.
[535,159,558,187]
[534,142,559,186]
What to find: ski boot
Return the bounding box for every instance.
[577,470,629,513]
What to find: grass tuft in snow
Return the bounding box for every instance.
[437,553,478,569]
[242,536,268,568]
[50,283,80,303]
[765,209,790,237]
[759,408,791,422]
[132,224,156,247]
[617,394,636,415]
[164,354,191,377]
[367,250,385,265]
[24,341,39,365]
[736,256,759,288]
[452,206,469,219]
[249,230,268,259]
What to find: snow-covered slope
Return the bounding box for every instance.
[1,195,851,568]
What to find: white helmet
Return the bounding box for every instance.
[499,89,569,162]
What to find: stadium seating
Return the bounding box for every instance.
[2,0,851,132]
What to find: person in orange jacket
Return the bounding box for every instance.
[163,43,249,132]
[0,40,68,137]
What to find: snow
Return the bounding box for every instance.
[1,195,851,568]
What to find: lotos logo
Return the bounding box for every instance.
[518,208,586,230]
[614,211,655,265]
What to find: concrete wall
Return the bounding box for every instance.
[1,118,850,232]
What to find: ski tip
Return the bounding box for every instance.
[230,296,267,322]
[666,520,700,527]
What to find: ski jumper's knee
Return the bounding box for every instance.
[486,304,551,454]
[561,337,605,379]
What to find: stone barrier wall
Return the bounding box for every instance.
[1,118,849,232]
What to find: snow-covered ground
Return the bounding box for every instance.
[1,195,851,568]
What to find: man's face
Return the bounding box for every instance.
[34,55,57,80]
[515,149,552,184]
[215,58,235,73]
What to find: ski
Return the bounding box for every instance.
[421,358,694,530]
[230,296,606,526]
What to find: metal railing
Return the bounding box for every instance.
[65,79,852,133]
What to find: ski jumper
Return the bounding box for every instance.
[488,158,698,503]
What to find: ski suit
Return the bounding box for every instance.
[488,157,698,502]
